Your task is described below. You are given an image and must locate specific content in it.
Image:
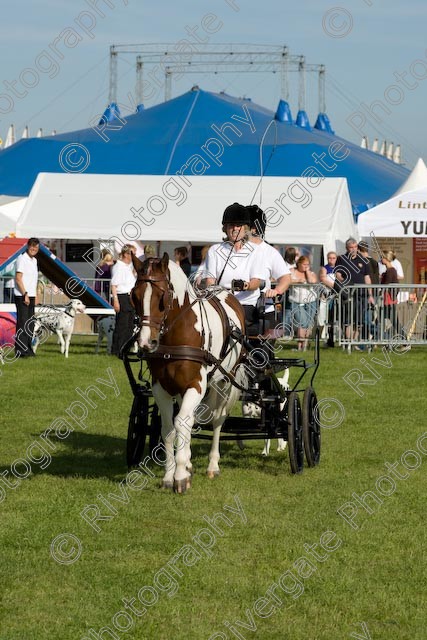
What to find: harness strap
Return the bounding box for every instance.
[206,296,231,359]
[142,344,217,366]
[142,342,249,393]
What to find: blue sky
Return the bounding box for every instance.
[1,0,426,168]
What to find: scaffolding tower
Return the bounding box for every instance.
[108,43,326,111]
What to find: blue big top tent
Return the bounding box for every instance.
[0,87,409,212]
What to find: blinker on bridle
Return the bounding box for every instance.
[134,272,173,334]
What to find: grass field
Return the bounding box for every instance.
[0,337,426,640]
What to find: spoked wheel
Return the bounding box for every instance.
[302,387,321,467]
[287,392,304,474]
[127,392,150,468]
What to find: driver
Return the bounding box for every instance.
[204,202,265,337]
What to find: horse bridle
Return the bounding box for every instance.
[134,272,173,337]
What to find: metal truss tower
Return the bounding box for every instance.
[108,43,326,112]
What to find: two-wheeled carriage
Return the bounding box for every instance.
[123,293,321,477]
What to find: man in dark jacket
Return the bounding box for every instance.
[335,238,374,347]
[174,247,192,277]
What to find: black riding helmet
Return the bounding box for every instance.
[222,202,251,226]
[246,204,267,236]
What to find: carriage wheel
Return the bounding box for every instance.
[127,394,150,468]
[302,387,321,467]
[287,392,304,474]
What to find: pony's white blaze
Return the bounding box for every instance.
[138,283,153,348]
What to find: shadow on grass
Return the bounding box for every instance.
[0,431,127,482]
[0,429,291,483]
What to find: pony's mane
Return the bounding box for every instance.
[167,259,194,303]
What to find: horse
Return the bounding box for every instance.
[130,253,247,493]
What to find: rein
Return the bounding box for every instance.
[133,267,247,392]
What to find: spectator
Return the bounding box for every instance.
[288,256,318,351]
[378,249,404,282]
[380,250,400,337]
[174,246,192,277]
[358,243,380,284]
[319,251,337,347]
[111,245,137,358]
[193,245,211,285]
[335,237,374,350]
[283,247,297,334]
[143,244,157,259]
[94,250,114,300]
[113,239,144,259]
[14,238,40,358]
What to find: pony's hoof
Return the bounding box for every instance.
[261,451,268,457]
[161,481,173,490]
[174,478,189,494]
[206,469,220,479]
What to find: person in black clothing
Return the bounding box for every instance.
[335,238,374,345]
[358,243,380,284]
[174,246,192,277]
[14,238,40,358]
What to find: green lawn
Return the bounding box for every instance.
[0,338,426,640]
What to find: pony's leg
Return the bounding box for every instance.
[173,387,204,493]
[152,383,175,489]
[174,396,193,477]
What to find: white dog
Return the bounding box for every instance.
[95,315,115,354]
[33,300,86,358]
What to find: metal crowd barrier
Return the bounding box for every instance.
[2,277,426,348]
[336,284,427,348]
[280,283,427,349]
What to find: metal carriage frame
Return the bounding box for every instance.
[122,319,321,476]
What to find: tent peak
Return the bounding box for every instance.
[393,157,427,196]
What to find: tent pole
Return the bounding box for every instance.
[136,56,144,106]
[109,46,118,105]
[165,68,172,102]
[280,46,289,101]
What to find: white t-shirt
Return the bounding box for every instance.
[378,258,404,279]
[14,252,38,297]
[254,242,290,287]
[205,240,265,305]
[111,260,136,294]
[254,242,290,313]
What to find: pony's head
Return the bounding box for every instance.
[131,252,172,352]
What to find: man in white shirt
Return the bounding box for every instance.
[14,238,40,357]
[111,245,137,357]
[246,204,291,332]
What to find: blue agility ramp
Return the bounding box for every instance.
[0,243,111,310]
